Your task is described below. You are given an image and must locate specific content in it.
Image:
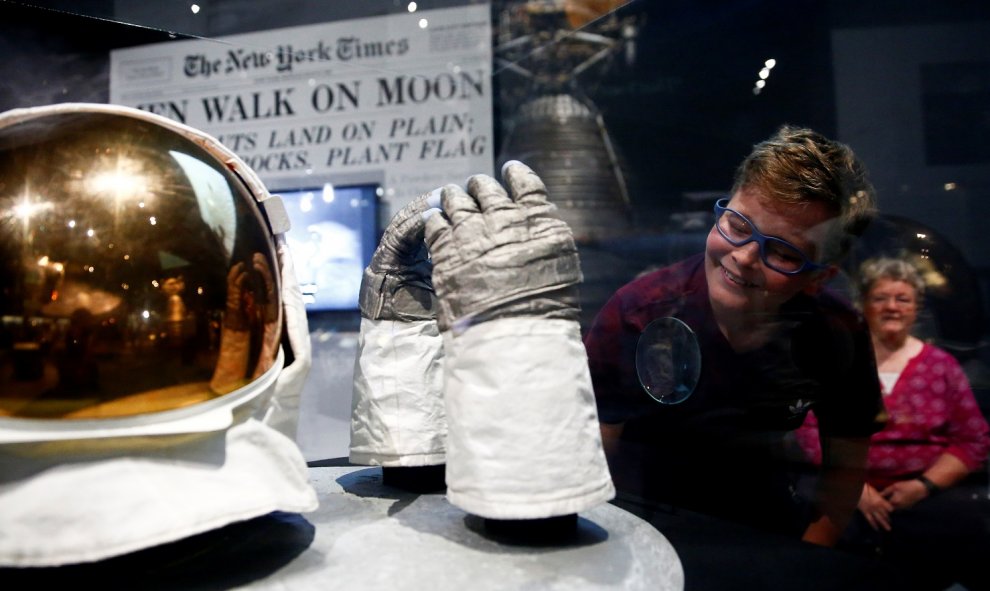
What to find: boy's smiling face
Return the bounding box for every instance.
[704,186,837,323]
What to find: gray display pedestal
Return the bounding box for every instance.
[3,465,683,590]
[247,465,684,590]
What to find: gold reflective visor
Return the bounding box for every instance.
[0,107,281,421]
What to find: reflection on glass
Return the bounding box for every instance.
[635,316,700,404]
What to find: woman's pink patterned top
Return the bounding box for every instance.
[794,343,990,489]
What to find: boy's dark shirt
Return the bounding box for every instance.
[585,253,885,534]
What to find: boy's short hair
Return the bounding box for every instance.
[732,125,876,263]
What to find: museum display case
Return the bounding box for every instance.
[1,1,989,589]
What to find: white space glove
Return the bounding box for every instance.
[349,191,446,467]
[0,419,317,567]
[424,161,614,519]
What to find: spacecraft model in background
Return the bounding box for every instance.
[493,0,641,244]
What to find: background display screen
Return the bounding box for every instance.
[279,184,378,311]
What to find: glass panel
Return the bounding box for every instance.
[3,2,990,588]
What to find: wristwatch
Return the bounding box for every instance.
[916,475,940,495]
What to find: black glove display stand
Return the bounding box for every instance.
[381,465,447,494]
[483,514,579,544]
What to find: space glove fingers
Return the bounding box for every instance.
[424,161,582,333]
[359,189,440,322]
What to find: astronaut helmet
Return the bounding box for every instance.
[0,103,296,443]
[0,103,317,569]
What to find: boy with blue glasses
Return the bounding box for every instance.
[585,125,886,547]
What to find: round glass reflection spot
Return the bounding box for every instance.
[636,317,701,405]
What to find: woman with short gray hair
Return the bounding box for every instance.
[797,256,990,590]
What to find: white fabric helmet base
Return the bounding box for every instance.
[443,317,615,520]
[0,418,317,567]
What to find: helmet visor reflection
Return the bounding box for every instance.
[0,109,281,420]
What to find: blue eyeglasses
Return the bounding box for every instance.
[713,198,827,275]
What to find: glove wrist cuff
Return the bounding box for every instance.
[359,269,436,322]
[437,284,581,332]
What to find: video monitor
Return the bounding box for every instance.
[278,183,379,311]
